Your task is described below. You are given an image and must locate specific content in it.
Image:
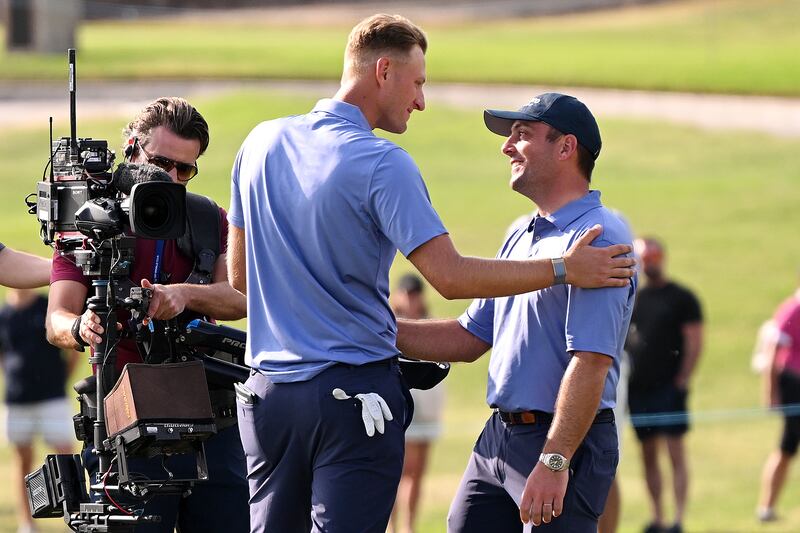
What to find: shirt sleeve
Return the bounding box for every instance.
[681,288,703,324]
[775,303,800,347]
[457,297,495,345]
[455,230,525,346]
[367,148,448,257]
[565,238,636,359]
[50,251,90,287]
[227,148,245,229]
[218,207,229,255]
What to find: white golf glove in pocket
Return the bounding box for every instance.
[332,388,394,437]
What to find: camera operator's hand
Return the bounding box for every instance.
[141,279,188,322]
[78,310,122,350]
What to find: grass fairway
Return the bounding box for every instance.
[0,0,799,95]
[0,91,799,532]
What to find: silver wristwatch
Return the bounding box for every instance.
[551,257,567,285]
[539,452,570,472]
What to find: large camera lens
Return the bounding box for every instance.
[129,182,186,240]
[140,195,170,232]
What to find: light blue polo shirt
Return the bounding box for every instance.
[458,191,636,412]
[229,99,448,382]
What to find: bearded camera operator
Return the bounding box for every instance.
[45,97,249,533]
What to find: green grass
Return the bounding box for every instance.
[1,91,799,532]
[0,0,799,95]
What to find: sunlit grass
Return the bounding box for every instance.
[0,89,799,532]
[0,0,798,95]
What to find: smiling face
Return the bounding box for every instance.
[500,120,563,198]
[375,45,426,134]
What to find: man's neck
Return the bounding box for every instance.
[533,179,589,218]
[334,80,378,130]
[645,276,668,288]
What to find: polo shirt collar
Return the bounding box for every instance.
[544,190,603,231]
[312,99,373,132]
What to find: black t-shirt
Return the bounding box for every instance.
[0,295,68,404]
[626,281,702,390]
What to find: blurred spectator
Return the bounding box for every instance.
[0,289,78,533]
[626,237,703,533]
[757,280,800,522]
[389,274,445,533]
[751,319,777,374]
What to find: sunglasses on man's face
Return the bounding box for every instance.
[137,142,199,182]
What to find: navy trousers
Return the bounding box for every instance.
[237,359,412,533]
[447,412,618,533]
[83,424,249,533]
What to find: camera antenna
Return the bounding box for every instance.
[48,117,55,182]
[68,48,78,162]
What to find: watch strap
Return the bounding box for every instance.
[551,257,567,285]
[539,452,570,472]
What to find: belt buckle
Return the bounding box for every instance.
[498,410,537,425]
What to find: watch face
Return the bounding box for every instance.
[548,455,565,470]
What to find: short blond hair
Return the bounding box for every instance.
[344,14,427,75]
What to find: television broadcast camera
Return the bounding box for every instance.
[23,49,249,533]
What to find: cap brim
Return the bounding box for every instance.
[483,109,539,136]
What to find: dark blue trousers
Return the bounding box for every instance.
[237,360,412,533]
[83,424,249,532]
[447,412,618,533]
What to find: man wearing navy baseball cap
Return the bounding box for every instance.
[483,92,602,161]
[396,93,636,532]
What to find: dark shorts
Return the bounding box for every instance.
[778,371,800,455]
[83,424,249,533]
[447,411,619,533]
[628,384,689,441]
[237,359,413,533]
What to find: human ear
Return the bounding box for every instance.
[560,135,578,160]
[376,56,391,85]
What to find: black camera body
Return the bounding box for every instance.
[35,136,112,244]
[34,134,186,255]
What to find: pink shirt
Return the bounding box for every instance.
[774,292,800,375]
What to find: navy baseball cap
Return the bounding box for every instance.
[484,93,602,160]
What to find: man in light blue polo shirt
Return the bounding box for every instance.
[397,93,636,533]
[228,14,636,532]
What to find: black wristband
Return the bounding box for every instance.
[71,316,89,352]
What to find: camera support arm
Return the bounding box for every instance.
[86,277,119,480]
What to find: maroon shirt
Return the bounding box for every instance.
[51,207,228,370]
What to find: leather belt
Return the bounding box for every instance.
[339,355,399,369]
[496,408,614,426]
